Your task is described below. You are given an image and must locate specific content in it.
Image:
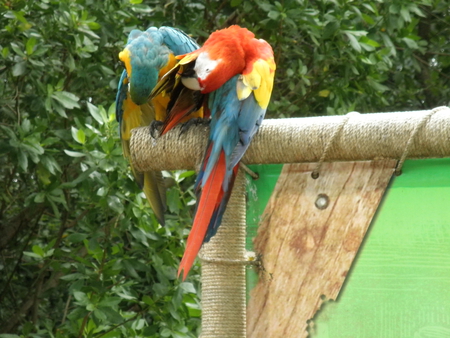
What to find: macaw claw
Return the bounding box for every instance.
[179,117,211,136]
[149,120,164,138]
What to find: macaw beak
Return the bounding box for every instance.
[181,76,201,91]
[197,78,206,92]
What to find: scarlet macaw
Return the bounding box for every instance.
[152,25,276,279]
[116,27,200,225]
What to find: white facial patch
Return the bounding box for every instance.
[194,52,220,80]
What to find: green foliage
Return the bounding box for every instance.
[0,1,200,337]
[251,0,450,116]
[0,0,449,337]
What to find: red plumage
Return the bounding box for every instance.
[178,149,227,280]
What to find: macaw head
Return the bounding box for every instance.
[180,26,255,94]
[119,29,169,105]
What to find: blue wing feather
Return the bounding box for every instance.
[231,95,265,168]
[115,69,128,124]
[201,76,266,187]
[195,75,267,241]
[159,26,200,55]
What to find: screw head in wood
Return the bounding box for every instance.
[315,194,329,210]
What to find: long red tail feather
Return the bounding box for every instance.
[178,151,226,280]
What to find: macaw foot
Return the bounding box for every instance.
[179,118,211,135]
[149,120,164,139]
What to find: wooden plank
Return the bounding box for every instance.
[247,160,396,338]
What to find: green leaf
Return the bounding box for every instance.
[361,13,374,25]
[10,42,25,56]
[178,170,195,179]
[73,291,90,305]
[52,91,80,109]
[97,187,107,196]
[12,61,26,76]
[323,21,339,39]
[389,4,399,14]
[90,150,107,159]
[71,167,96,185]
[132,318,146,330]
[367,76,390,92]
[318,89,330,97]
[17,151,28,171]
[107,195,124,214]
[116,290,136,300]
[1,126,17,140]
[99,308,123,325]
[99,297,122,307]
[268,10,280,20]
[179,282,196,294]
[93,308,107,321]
[408,4,425,17]
[167,188,180,213]
[343,30,367,37]
[108,102,116,122]
[87,102,104,125]
[41,155,62,174]
[400,6,411,22]
[345,32,361,53]
[87,21,101,30]
[65,54,76,71]
[37,163,52,185]
[66,233,88,243]
[21,118,31,133]
[44,248,54,257]
[64,149,85,157]
[34,192,45,203]
[360,36,380,48]
[32,245,45,257]
[142,295,155,306]
[152,283,169,297]
[100,65,115,76]
[22,251,42,259]
[402,37,419,49]
[12,10,29,24]
[26,37,36,55]
[1,46,10,58]
[33,46,48,56]
[160,328,172,337]
[71,126,86,144]
[60,273,86,281]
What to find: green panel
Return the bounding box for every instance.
[312,159,450,337]
[246,164,283,297]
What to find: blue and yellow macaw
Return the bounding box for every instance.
[116,27,200,226]
[152,25,276,279]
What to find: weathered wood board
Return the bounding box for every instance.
[247,160,396,338]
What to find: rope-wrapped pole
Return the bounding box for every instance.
[199,170,246,338]
[130,107,450,171]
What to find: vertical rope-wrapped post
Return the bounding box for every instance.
[199,170,247,338]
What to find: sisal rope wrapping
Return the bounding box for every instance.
[130,107,450,172]
[199,170,247,338]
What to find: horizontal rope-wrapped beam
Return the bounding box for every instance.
[130,106,450,171]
